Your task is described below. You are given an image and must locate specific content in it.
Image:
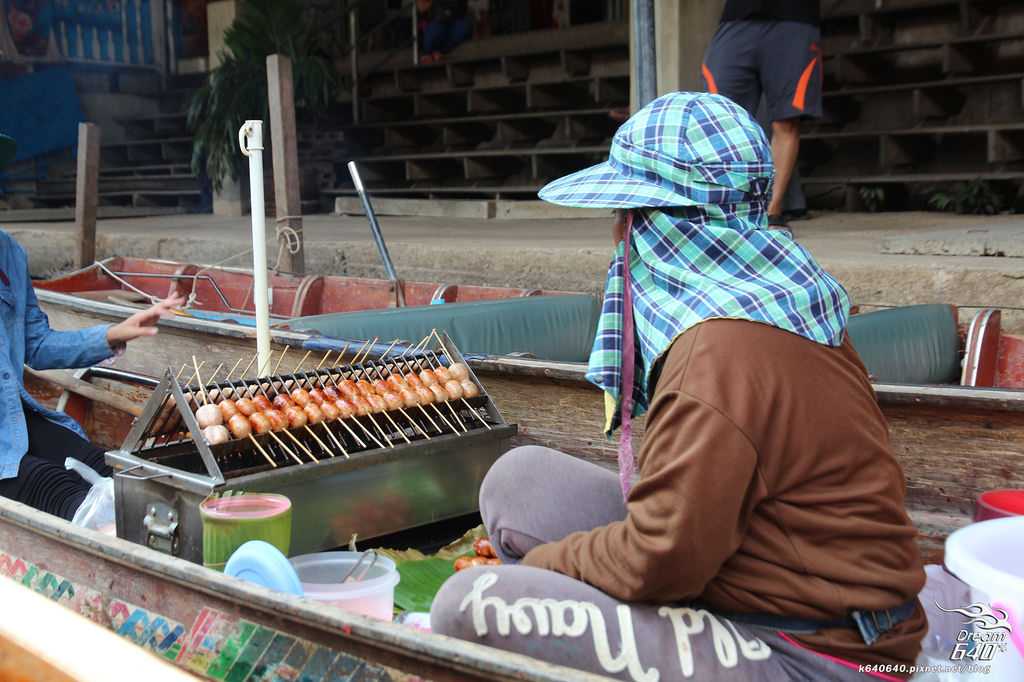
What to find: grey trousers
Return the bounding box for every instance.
[430,446,873,681]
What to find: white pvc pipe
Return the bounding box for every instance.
[239,120,272,378]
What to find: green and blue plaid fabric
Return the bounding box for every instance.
[540,92,850,433]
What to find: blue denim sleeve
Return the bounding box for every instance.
[22,271,114,370]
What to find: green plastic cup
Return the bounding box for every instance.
[200,493,292,571]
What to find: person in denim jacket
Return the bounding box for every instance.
[0,134,182,520]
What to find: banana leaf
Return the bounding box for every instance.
[380,525,487,613]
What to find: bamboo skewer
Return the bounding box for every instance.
[318,364,382,449]
[301,421,337,458]
[319,422,349,458]
[283,428,315,460]
[378,339,400,362]
[336,417,370,450]
[398,408,430,439]
[380,410,412,444]
[352,337,379,367]
[364,411,394,446]
[272,346,290,375]
[424,341,482,431]
[362,359,436,438]
[267,431,304,465]
[314,349,334,370]
[363,354,439,434]
[192,356,209,405]
[426,401,459,433]
[348,338,374,368]
[223,357,244,382]
[248,435,277,467]
[418,406,444,434]
[424,331,487,430]
[293,349,313,372]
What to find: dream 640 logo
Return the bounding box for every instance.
[936,602,1012,662]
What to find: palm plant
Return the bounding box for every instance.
[187,0,339,192]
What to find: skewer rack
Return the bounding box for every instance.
[107,332,516,563]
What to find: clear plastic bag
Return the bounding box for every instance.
[65,457,116,534]
[911,564,974,681]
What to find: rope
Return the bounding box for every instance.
[95,261,161,304]
[185,247,254,309]
[97,220,303,311]
[272,217,303,274]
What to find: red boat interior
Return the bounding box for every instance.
[34,257,569,319]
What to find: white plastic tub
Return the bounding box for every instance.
[289,552,400,622]
[944,517,1024,681]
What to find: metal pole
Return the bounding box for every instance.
[350,7,360,124]
[631,0,657,108]
[347,162,400,283]
[239,121,272,378]
[412,0,419,65]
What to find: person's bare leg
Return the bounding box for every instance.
[768,118,801,220]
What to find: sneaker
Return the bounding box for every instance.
[767,213,789,228]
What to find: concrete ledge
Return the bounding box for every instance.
[335,197,495,220]
[0,206,186,223]
[882,227,1024,258]
[10,224,1024,335]
[494,201,612,221]
[335,197,612,221]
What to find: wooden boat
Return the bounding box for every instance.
[1,496,602,682]
[0,573,191,681]
[35,256,577,316]
[12,289,1024,679]
[12,355,1024,680]
[9,364,613,681]
[30,260,1024,563]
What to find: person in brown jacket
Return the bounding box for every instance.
[431,92,927,681]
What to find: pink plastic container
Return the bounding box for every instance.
[975,490,1024,522]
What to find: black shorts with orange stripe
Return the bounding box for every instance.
[702,20,822,122]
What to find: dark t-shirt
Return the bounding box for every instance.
[721,0,820,25]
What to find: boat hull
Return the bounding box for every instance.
[33,293,1024,563]
[0,498,604,681]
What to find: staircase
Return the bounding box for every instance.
[0,71,203,218]
[806,0,1024,210]
[26,74,204,216]
[321,21,630,202]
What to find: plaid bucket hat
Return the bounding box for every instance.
[539,92,774,208]
[538,92,851,498]
[0,135,15,170]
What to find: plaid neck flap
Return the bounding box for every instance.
[587,205,851,436]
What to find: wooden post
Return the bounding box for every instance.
[74,123,101,268]
[266,54,306,275]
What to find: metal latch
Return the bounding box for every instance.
[143,503,179,555]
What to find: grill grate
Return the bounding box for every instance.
[118,332,503,483]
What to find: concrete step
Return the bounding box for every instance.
[117,113,190,138]
[101,137,193,165]
[37,175,199,195]
[333,196,608,220]
[0,206,186,223]
[33,189,202,210]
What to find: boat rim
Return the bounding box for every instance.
[34,287,1024,413]
[0,496,611,682]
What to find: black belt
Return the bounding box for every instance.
[708,600,919,647]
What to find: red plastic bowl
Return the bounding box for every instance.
[974,490,1024,522]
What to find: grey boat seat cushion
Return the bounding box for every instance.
[847,304,960,385]
[288,295,602,363]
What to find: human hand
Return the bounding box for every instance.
[106,294,185,347]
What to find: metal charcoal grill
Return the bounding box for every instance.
[107,333,516,563]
